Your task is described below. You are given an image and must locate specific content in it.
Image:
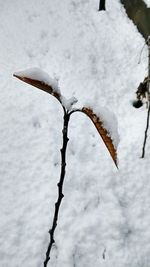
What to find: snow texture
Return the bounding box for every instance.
[0,0,149,267]
[60,95,78,110]
[144,0,150,7]
[85,103,119,149]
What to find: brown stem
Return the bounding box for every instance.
[44,110,70,266]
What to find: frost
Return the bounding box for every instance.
[61,96,78,110]
[14,68,60,94]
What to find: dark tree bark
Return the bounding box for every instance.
[99,0,106,11]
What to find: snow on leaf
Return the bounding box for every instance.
[13,68,62,105]
[81,107,118,168]
[60,96,78,110]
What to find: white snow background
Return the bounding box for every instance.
[0,0,149,266]
[144,0,150,7]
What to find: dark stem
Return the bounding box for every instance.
[44,110,70,266]
[141,101,150,158]
[99,0,106,11]
[141,36,150,158]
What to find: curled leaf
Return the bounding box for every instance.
[13,68,62,105]
[81,107,118,168]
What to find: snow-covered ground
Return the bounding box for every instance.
[0,0,149,266]
[144,0,150,7]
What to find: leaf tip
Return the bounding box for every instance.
[81,107,118,168]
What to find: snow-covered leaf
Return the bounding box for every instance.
[81,107,118,168]
[13,68,62,105]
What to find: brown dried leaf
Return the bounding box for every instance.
[13,73,62,104]
[82,107,118,168]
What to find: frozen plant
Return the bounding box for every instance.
[14,68,118,266]
[132,76,148,109]
[132,36,150,158]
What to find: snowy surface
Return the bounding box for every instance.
[144,0,150,7]
[0,0,150,267]
[60,95,78,110]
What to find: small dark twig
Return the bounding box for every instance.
[141,36,150,158]
[99,0,106,11]
[138,42,147,64]
[44,109,70,267]
[141,101,150,158]
[102,248,106,259]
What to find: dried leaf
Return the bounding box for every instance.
[13,72,62,104]
[81,107,118,168]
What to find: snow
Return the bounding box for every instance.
[60,96,78,110]
[84,103,119,149]
[144,0,150,7]
[0,0,149,267]
[14,67,60,94]
[14,68,79,110]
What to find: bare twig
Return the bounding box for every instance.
[138,41,147,64]
[141,36,150,158]
[102,248,106,259]
[44,109,70,266]
[99,0,106,11]
[141,102,150,158]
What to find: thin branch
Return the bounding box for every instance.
[141,102,150,158]
[68,108,81,116]
[141,36,150,158]
[44,109,70,266]
[99,0,106,11]
[138,41,147,64]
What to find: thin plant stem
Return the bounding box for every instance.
[141,101,150,158]
[99,0,106,11]
[138,42,147,64]
[141,36,150,158]
[44,109,70,266]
